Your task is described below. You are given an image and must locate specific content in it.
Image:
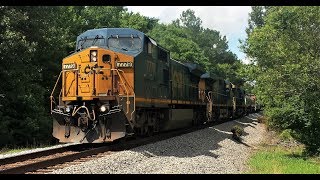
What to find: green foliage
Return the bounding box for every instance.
[279,129,294,141]
[215,61,245,85]
[247,146,320,174]
[245,6,267,38]
[231,125,244,141]
[120,11,159,33]
[244,6,320,155]
[0,6,52,146]
[178,9,203,33]
[1,147,32,155]
[82,6,124,29]
[148,23,209,68]
[148,9,243,83]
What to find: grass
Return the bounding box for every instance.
[247,115,320,174]
[0,147,33,155]
[247,145,320,174]
[0,144,53,155]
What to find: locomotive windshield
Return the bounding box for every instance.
[108,36,142,52]
[77,36,105,50]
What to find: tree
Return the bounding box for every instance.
[245,6,320,155]
[179,9,203,33]
[120,11,159,33]
[82,6,125,29]
[148,23,208,68]
[148,9,240,82]
[246,6,267,36]
[241,6,269,56]
[0,6,49,146]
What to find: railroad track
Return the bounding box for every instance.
[0,119,230,174]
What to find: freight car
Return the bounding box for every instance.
[50,28,254,143]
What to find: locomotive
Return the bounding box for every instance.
[50,28,258,143]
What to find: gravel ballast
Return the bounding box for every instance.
[49,113,265,174]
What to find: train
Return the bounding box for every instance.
[50,28,260,143]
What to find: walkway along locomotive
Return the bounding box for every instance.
[50,28,257,143]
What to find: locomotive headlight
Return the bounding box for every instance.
[100,105,107,112]
[90,50,97,62]
[65,106,71,113]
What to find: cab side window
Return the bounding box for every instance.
[152,45,158,59]
[159,48,168,62]
[148,42,152,54]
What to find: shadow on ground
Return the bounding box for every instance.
[132,112,263,159]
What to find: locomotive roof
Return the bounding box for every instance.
[77,28,145,41]
[76,28,171,58]
[184,62,206,76]
[75,28,145,56]
[200,72,222,79]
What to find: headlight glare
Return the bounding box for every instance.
[100,105,106,112]
[65,106,71,113]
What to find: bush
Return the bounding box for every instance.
[279,129,293,141]
[231,125,244,142]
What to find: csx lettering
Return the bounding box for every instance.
[117,62,133,67]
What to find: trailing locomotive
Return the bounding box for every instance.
[50,28,258,143]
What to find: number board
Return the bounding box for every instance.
[63,63,76,70]
[117,62,133,68]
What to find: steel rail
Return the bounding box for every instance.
[0,116,240,174]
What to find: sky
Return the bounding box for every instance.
[126,6,252,64]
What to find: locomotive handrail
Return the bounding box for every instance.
[116,69,136,121]
[72,105,95,121]
[206,91,213,102]
[206,91,214,121]
[62,69,79,97]
[113,68,134,117]
[50,71,62,114]
[233,97,236,112]
[51,69,79,113]
[59,89,62,107]
[210,91,228,97]
[93,67,135,121]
